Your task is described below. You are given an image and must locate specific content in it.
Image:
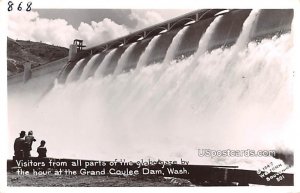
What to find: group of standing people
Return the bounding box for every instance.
[14,130,47,160]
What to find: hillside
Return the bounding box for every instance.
[7,37,69,76]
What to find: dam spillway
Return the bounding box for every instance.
[7,9,295,171]
[57,9,293,83]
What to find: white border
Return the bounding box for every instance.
[27,0,300,9]
[0,0,8,191]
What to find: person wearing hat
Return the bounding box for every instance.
[37,140,47,158]
[13,131,26,160]
[24,130,36,158]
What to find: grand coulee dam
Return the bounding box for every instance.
[8,9,295,171]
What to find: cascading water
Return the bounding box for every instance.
[8,10,294,170]
[153,15,224,105]
[65,59,85,83]
[136,35,160,71]
[177,11,258,99]
[163,26,189,64]
[136,16,224,114]
[188,15,223,71]
[113,43,137,76]
[94,49,117,77]
[229,9,260,59]
[154,26,191,81]
[79,53,100,81]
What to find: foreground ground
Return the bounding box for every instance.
[7,172,193,187]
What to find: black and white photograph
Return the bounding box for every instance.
[1,0,299,190]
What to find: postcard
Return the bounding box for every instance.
[1,0,299,192]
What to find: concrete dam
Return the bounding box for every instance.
[8,9,295,172]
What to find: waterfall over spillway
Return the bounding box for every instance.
[184,15,223,77]
[136,35,160,71]
[163,26,189,64]
[65,59,84,83]
[191,16,223,65]
[79,53,100,81]
[94,49,117,78]
[113,43,137,76]
[8,10,294,170]
[154,26,191,81]
[230,9,260,58]
[40,33,293,167]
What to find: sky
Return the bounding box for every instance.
[8,9,192,48]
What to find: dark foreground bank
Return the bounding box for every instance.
[7,172,193,187]
[7,158,293,186]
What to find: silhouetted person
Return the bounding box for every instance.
[37,140,47,158]
[14,131,26,160]
[24,130,36,158]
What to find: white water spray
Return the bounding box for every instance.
[230,9,260,57]
[154,26,190,81]
[148,15,223,105]
[31,33,293,169]
[186,15,223,74]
